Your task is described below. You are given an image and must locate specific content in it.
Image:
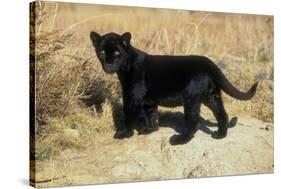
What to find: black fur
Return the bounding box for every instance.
[90,31,258,145]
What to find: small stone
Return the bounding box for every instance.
[63,128,80,138]
[265,126,269,131]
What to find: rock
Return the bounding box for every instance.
[36,115,274,187]
[63,128,80,138]
[111,161,142,178]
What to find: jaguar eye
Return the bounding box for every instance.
[114,51,120,56]
[100,50,105,55]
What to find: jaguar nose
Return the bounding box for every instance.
[103,64,116,74]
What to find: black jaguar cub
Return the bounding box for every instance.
[90,31,258,145]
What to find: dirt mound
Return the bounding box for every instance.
[34,115,273,187]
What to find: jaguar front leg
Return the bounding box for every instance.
[140,100,159,133]
[113,98,136,139]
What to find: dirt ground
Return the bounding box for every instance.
[33,113,273,188]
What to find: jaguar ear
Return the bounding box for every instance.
[90,31,101,47]
[121,32,131,47]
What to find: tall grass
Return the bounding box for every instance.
[31,1,273,161]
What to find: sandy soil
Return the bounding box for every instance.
[33,114,273,188]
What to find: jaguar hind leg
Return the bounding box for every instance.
[204,87,229,139]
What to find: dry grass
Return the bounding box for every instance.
[31,1,273,163]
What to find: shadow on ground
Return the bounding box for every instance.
[110,100,238,142]
[158,111,238,137]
